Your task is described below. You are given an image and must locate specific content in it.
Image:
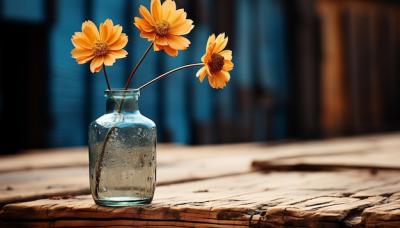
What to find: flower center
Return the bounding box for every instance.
[93,41,108,56]
[155,21,170,37]
[208,53,225,73]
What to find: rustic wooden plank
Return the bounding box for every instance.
[362,193,400,227]
[0,167,88,206]
[0,144,182,173]
[0,148,87,173]
[252,144,400,172]
[0,144,262,206]
[1,134,400,207]
[2,133,400,174]
[2,170,400,227]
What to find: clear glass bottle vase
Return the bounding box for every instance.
[88,89,156,206]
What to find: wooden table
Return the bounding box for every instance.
[1,134,400,227]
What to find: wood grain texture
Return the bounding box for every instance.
[362,193,400,227]
[1,170,400,227]
[3,133,400,173]
[1,134,400,207]
[1,134,400,227]
[0,148,87,173]
[0,144,263,206]
[252,143,400,171]
[0,167,88,206]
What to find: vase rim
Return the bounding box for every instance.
[105,89,140,98]
[105,88,140,92]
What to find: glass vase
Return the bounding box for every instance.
[88,89,156,206]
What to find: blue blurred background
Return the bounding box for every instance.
[1,0,400,153]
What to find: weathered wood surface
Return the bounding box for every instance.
[0,167,88,206]
[2,134,400,206]
[1,171,400,227]
[0,144,266,206]
[0,133,400,227]
[252,141,400,171]
[1,134,399,206]
[3,133,399,173]
[0,148,87,173]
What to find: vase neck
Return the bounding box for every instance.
[105,90,140,114]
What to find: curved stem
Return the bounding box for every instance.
[94,127,115,198]
[137,63,204,91]
[124,42,154,90]
[93,94,126,199]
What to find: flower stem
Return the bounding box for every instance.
[102,64,111,91]
[137,63,204,90]
[124,42,154,90]
[94,91,127,199]
[94,100,126,199]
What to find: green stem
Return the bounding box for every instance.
[94,94,126,199]
[124,42,154,90]
[102,64,111,91]
[137,63,204,91]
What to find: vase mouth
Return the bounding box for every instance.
[105,88,140,93]
[105,89,140,96]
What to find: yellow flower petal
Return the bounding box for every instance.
[90,56,104,73]
[219,50,232,61]
[166,35,190,50]
[134,17,154,33]
[204,42,216,62]
[169,14,189,29]
[206,34,216,50]
[196,66,207,82]
[139,5,155,26]
[151,0,162,21]
[109,49,128,58]
[169,20,194,36]
[163,45,178,57]
[76,54,94,64]
[140,31,157,41]
[100,19,113,41]
[71,48,93,58]
[215,37,228,53]
[82,20,99,42]
[71,32,92,50]
[167,9,185,26]
[103,54,116,66]
[154,43,162,51]
[107,25,123,44]
[223,60,234,71]
[209,71,229,89]
[109,34,128,50]
[161,0,176,20]
[215,33,225,45]
[156,36,168,46]
[220,70,231,82]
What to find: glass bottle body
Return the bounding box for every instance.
[88,90,156,206]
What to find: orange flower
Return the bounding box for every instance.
[134,0,194,57]
[196,33,234,89]
[71,19,128,73]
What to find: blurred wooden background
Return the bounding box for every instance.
[1,0,400,153]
